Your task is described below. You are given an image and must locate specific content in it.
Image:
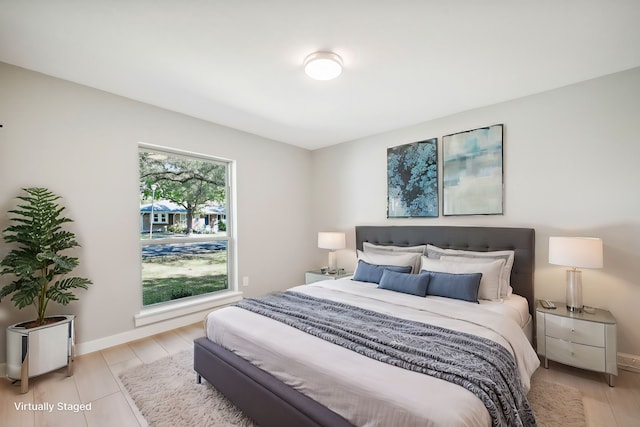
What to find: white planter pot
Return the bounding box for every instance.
[6,315,75,393]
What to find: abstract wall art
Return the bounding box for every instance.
[387,138,438,218]
[442,124,504,216]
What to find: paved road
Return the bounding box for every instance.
[142,241,227,259]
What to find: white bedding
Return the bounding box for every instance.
[478,293,531,328]
[205,278,540,427]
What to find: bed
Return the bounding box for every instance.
[194,225,538,426]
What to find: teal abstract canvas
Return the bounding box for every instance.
[443,124,503,215]
[387,138,438,217]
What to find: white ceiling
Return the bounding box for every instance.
[1,1,639,150]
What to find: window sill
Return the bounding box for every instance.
[134,290,243,327]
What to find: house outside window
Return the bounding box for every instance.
[139,144,233,306]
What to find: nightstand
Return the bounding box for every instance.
[536,300,617,386]
[305,270,352,284]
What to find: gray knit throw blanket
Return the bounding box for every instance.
[236,291,536,427]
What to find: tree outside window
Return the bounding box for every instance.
[138,147,231,306]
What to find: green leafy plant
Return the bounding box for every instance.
[0,187,92,327]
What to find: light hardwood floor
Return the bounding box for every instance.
[1,322,639,426]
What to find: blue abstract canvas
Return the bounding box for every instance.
[387,138,438,217]
[442,124,503,215]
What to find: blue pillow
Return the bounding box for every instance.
[378,270,430,297]
[423,270,482,303]
[352,260,413,284]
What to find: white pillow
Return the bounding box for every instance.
[357,250,422,274]
[441,256,513,297]
[363,242,427,254]
[420,256,505,301]
[426,244,515,297]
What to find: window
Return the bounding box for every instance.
[139,145,233,307]
[153,213,168,224]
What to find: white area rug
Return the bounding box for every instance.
[120,349,586,427]
[120,350,255,426]
[528,374,587,427]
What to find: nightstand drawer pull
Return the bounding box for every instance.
[546,316,604,346]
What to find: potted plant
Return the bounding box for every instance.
[0,187,92,392]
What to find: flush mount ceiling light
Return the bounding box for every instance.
[303,51,343,80]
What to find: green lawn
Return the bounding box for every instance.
[142,251,227,306]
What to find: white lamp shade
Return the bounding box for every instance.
[318,232,346,250]
[548,236,603,269]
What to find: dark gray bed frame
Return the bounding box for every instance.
[194,225,535,427]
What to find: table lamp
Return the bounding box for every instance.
[318,232,346,273]
[548,236,603,312]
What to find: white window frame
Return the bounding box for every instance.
[153,212,168,224]
[135,143,240,327]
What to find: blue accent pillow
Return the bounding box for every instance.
[378,270,430,297]
[423,270,482,303]
[352,260,413,284]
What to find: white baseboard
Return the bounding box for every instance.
[75,309,208,356]
[0,304,226,379]
[6,322,639,377]
[76,291,242,356]
[618,352,640,373]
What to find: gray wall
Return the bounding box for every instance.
[311,67,640,357]
[0,62,315,362]
[2,61,639,362]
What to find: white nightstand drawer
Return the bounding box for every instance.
[305,270,351,284]
[546,336,605,372]
[545,315,605,347]
[305,272,329,284]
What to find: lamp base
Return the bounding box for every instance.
[566,269,583,312]
[328,251,337,273]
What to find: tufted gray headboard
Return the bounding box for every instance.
[355,225,536,316]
